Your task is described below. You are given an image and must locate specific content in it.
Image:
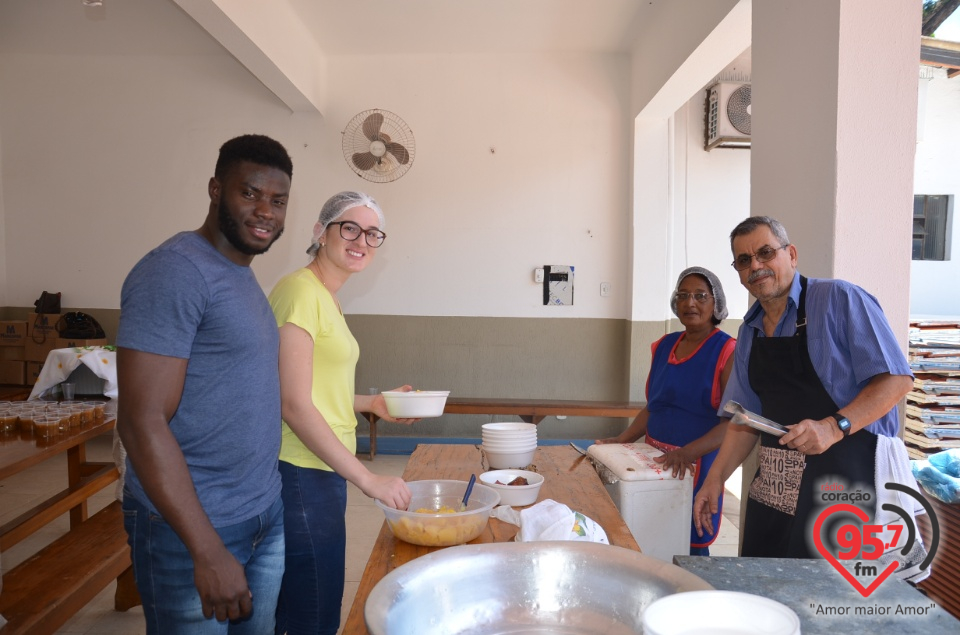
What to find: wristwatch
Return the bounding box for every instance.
[831,412,852,436]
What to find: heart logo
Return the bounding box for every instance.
[812,503,899,598]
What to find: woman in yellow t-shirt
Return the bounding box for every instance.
[268,191,416,635]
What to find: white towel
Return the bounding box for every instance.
[874,435,930,584]
[491,499,610,544]
[28,346,117,400]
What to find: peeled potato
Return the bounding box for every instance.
[389,508,486,546]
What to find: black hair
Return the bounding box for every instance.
[215,134,293,180]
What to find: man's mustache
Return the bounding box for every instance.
[748,268,773,283]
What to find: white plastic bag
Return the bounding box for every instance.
[491,499,609,544]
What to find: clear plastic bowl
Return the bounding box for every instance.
[375,480,500,547]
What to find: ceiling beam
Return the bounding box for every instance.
[922,0,960,37]
[173,0,326,113]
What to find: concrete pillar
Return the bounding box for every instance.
[751,0,919,347]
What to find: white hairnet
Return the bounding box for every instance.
[307,191,385,256]
[670,266,728,322]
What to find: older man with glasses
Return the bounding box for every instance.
[692,216,915,566]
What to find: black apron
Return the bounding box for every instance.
[741,276,877,558]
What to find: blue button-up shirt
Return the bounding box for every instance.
[719,271,912,437]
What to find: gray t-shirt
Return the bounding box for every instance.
[117,231,282,526]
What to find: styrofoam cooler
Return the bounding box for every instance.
[587,442,693,562]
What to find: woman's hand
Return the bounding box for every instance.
[365,385,420,425]
[692,476,724,538]
[653,447,697,479]
[361,474,412,510]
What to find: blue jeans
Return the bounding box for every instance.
[275,461,347,635]
[123,492,285,635]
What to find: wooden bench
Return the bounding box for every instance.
[0,500,138,635]
[361,397,645,459]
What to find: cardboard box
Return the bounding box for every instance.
[0,360,26,385]
[0,346,26,361]
[26,361,44,386]
[0,321,28,347]
[55,338,108,349]
[25,337,57,362]
[28,313,61,342]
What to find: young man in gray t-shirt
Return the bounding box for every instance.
[117,134,292,634]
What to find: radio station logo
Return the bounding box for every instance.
[812,482,939,598]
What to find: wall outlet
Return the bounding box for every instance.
[600,282,611,297]
[534,268,544,283]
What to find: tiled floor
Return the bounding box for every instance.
[0,436,743,634]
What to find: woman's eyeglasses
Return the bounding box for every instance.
[329,221,386,248]
[675,292,712,303]
[731,244,789,271]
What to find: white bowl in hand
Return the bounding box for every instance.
[382,390,450,418]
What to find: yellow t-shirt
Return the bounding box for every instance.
[269,268,359,471]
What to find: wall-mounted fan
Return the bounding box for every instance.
[342,109,416,183]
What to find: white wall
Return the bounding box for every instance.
[674,96,751,317]
[0,0,328,310]
[0,1,632,321]
[632,46,753,324]
[318,53,631,318]
[912,67,960,316]
[629,0,742,117]
[629,1,750,323]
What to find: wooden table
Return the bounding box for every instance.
[341,443,640,634]
[362,397,644,459]
[0,401,119,549]
[1,400,142,630]
[0,386,32,402]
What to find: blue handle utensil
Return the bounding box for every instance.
[460,474,477,511]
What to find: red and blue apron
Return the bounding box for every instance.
[742,276,877,558]
[646,329,732,550]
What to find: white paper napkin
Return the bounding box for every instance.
[492,499,609,544]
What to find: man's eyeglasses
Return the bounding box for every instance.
[731,244,789,271]
[675,292,712,304]
[329,221,386,248]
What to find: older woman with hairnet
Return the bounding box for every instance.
[268,191,417,634]
[596,266,736,555]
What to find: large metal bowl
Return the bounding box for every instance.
[364,542,713,634]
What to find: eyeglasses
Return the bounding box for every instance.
[328,221,386,248]
[675,292,712,304]
[731,244,789,271]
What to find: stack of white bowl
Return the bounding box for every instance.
[481,422,537,469]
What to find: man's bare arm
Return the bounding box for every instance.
[117,347,252,621]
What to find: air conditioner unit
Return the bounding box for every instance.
[705,82,751,151]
